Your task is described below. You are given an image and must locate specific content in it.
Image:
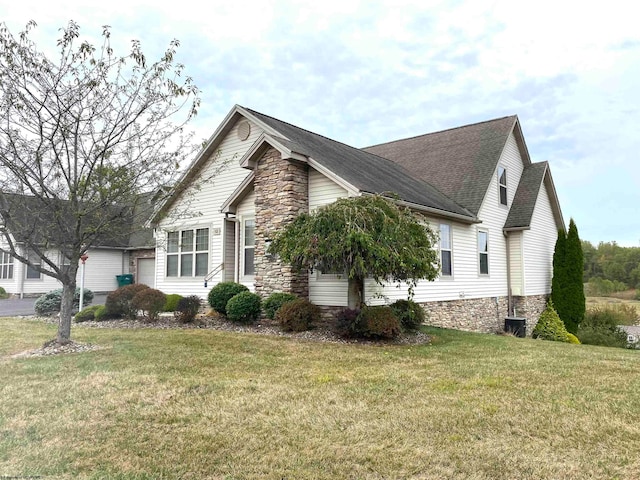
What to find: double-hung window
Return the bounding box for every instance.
[478,230,489,275]
[439,223,452,277]
[243,219,255,276]
[0,251,13,279]
[498,166,507,206]
[26,251,41,280]
[166,228,209,277]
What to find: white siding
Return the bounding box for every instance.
[156,117,264,297]
[508,232,524,296]
[308,168,350,306]
[365,132,525,305]
[80,249,128,292]
[523,178,558,295]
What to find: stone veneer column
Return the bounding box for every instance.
[253,147,309,298]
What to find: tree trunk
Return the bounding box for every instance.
[57,281,76,344]
[348,276,364,309]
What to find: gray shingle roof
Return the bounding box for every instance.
[246,108,476,220]
[363,116,518,216]
[504,162,548,230]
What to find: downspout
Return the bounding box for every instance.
[504,230,513,316]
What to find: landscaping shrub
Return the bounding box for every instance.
[94,305,107,321]
[355,305,401,339]
[390,299,425,331]
[226,291,262,323]
[34,288,94,316]
[74,305,102,322]
[566,333,581,344]
[132,288,166,321]
[163,294,183,312]
[263,292,298,320]
[276,298,320,332]
[208,282,249,315]
[0,286,8,299]
[532,301,570,342]
[175,295,201,323]
[105,284,150,319]
[577,306,629,348]
[334,308,361,338]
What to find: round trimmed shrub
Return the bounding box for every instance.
[175,295,201,323]
[532,301,570,342]
[276,298,321,332]
[105,283,150,319]
[566,333,581,344]
[94,305,107,321]
[263,292,298,320]
[74,305,102,322]
[34,288,94,316]
[132,288,166,321]
[0,286,8,299]
[163,294,183,312]
[390,299,426,331]
[356,305,401,339]
[208,282,249,315]
[226,291,262,324]
[334,308,361,338]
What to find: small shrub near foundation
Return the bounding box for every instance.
[208,282,249,315]
[226,291,262,324]
[74,305,102,322]
[163,294,183,312]
[175,295,201,323]
[390,299,426,331]
[263,292,298,320]
[532,301,570,342]
[334,308,361,338]
[105,284,150,319]
[34,288,94,316]
[276,298,321,332]
[356,306,401,339]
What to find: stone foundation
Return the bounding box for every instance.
[512,294,549,333]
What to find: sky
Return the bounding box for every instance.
[2,0,639,246]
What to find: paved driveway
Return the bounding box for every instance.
[0,295,107,317]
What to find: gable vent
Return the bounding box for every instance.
[237,120,251,141]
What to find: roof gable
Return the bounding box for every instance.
[363,116,521,216]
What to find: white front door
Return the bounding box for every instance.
[137,257,156,288]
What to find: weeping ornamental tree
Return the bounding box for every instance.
[551,218,585,334]
[0,21,200,344]
[268,195,440,308]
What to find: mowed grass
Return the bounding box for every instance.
[1,318,640,479]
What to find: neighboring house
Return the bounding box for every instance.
[149,104,564,334]
[0,193,156,298]
[620,325,640,348]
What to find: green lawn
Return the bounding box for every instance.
[1,317,639,480]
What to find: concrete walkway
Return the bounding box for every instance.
[0,295,108,317]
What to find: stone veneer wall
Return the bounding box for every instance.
[512,294,549,334]
[253,147,309,298]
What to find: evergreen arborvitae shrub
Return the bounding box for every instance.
[132,288,166,321]
[175,295,201,323]
[356,305,401,339]
[208,282,249,315]
[163,294,183,312]
[563,219,586,333]
[276,298,321,332]
[105,284,150,319]
[263,292,298,320]
[226,291,262,323]
[34,288,94,316]
[532,301,570,342]
[390,299,426,331]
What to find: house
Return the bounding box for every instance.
[620,325,640,348]
[0,192,157,298]
[149,104,565,334]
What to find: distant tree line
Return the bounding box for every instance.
[582,240,640,293]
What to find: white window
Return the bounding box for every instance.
[478,230,489,275]
[243,219,255,276]
[26,251,41,280]
[0,251,13,279]
[498,166,507,206]
[439,223,452,277]
[166,228,209,277]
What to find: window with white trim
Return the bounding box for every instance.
[26,250,41,280]
[166,228,209,277]
[478,230,489,275]
[498,166,507,206]
[0,251,13,279]
[439,223,452,277]
[243,219,255,276]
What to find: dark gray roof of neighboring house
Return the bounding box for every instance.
[363,115,519,216]
[127,192,159,249]
[245,108,476,220]
[504,162,548,230]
